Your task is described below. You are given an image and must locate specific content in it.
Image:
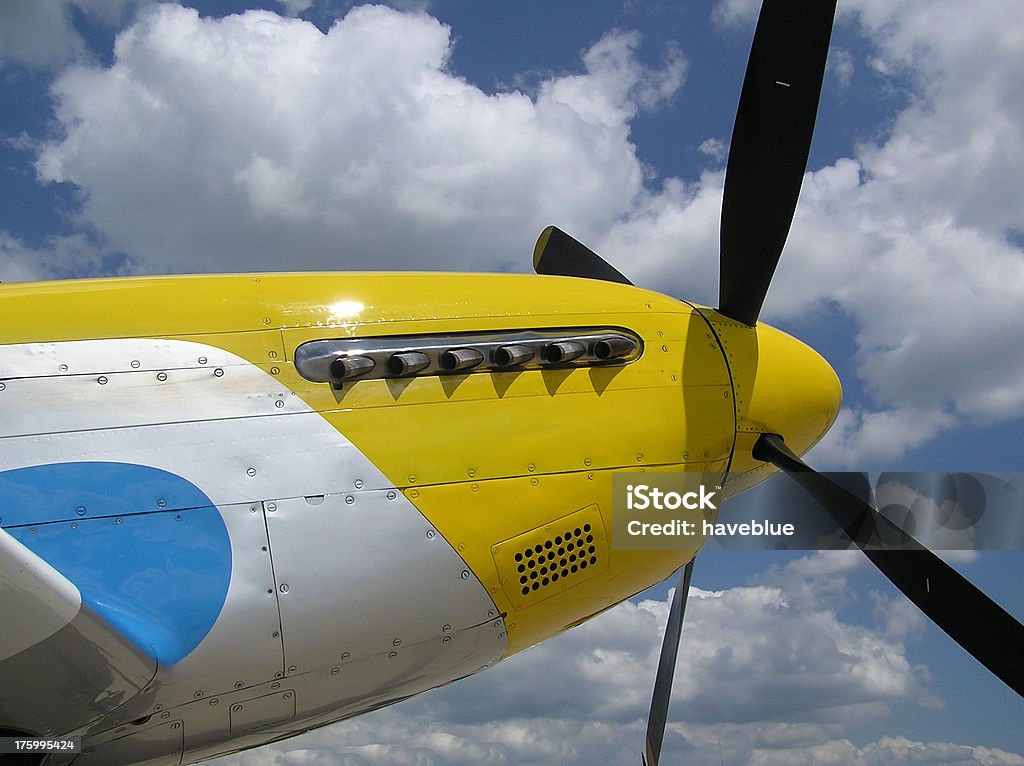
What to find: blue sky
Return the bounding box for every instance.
[2,1,1023,764]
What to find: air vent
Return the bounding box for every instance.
[492,505,608,609]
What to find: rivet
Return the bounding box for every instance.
[287,665,296,673]
[59,364,68,372]
[157,499,167,508]
[76,506,86,516]
[71,522,77,528]
[263,317,272,325]
[410,489,419,499]
[388,651,398,658]
[175,514,182,521]
[157,372,167,382]
[270,366,280,374]
[636,454,644,462]
[345,495,354,505]
[498,632,506,639]
[588,473,594,480]
[274,673,282,679]
[115,518,123,525]
[458,543,465,551]
[283,691,292,699]
[30,527,35,533]
[341,652,351,661]
[671,374,678,382]
[392,638,402,647]
[724,390,730,398]
[0,383,5,391]
[683,452,689,460]
[530,478,539,487]
[98,375,108,385]
[209,698,219,706]
[426,530,435,539]
[250,506,257,513]
[275,400,285,409]
[386,491,396,500]
[460,570,470,580]
[527,463,536,472]
[234,681,244,689]
[488,609,496,617]
[646,303,653,309]
[272,631,279,637]
[471,484,479,492]
[661,345,669,352]
[267,589,274,595]
[354,479,364,489]
[442,624,451,632]
[214,368,224,377]
[131,360,141,369]
[442,636,452,644]
[267,502,277,511]
[584,458,592,467]
[261,545,268,552]
[171,722,181,730]
[198,356,208,365]
[331,667,340,675]
[160,711,170,719]
[247,467,257,477]
[704,450,710,458]
[279,584,289,594]
[467,469,476,478]
[232,705,242,713]
[194,691,204,699]
[408,474,417,483]
[269,350,278,359]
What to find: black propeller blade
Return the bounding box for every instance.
[718,0,838,326]
[644,559,696,766]
[753,433,1024,698]
[533,225,633,285]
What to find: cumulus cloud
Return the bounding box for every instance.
[0,0,142,69]
[34,4,684,276]
[0,230,126,281]
[205,552,996,766]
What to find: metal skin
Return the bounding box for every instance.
[0,271,840,765]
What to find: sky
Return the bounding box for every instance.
[1,0,1023,764]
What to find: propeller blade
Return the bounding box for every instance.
[643,558,696,766]
[533,226,633,285]
[753,433,1024,697]
[718,0,838,326]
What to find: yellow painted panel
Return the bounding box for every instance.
[407,464,728,655]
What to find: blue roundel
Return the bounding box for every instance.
[1,462,232,665]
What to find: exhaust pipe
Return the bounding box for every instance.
[439,347,484,372]
[543,340,586,364]
[330,355,375,381]
[593,335,638,360]
[387,351,431,376]
[492,344,534,367]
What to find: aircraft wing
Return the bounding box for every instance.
[0,526,157,737]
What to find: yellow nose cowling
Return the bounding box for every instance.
[701,311,842,496]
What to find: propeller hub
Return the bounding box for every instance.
[703,312,841,484]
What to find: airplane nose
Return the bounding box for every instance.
[741,322,841,456]
[707,315,841,461]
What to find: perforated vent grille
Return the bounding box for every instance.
[492,505,608,609]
